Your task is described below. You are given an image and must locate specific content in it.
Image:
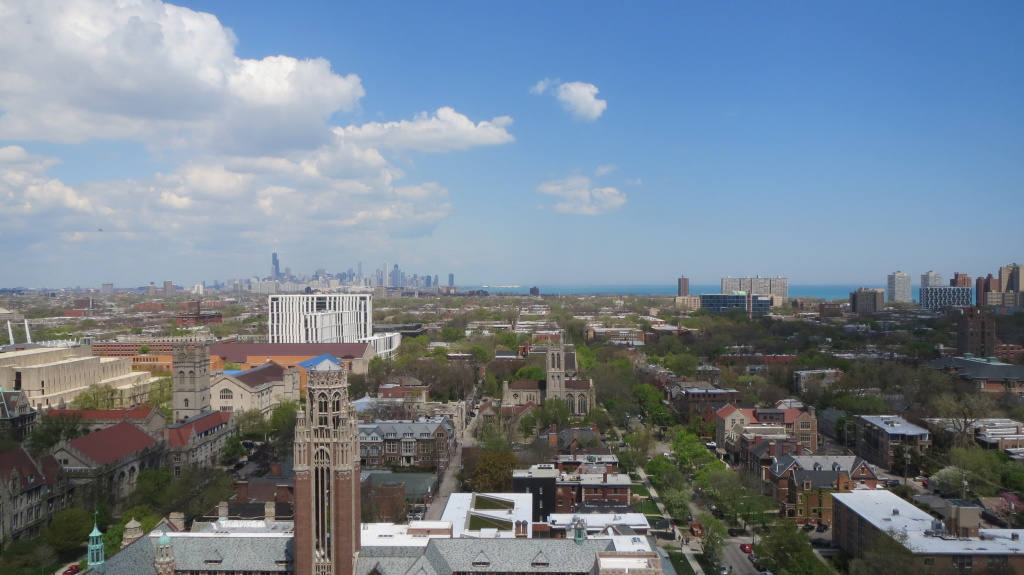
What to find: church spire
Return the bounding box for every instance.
[87,510,105,573]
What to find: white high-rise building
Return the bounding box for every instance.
[919,286,972,310]
[267,294,400,357]
[887,271,912,303]
[921,271,943,288]
[720,276,788,299]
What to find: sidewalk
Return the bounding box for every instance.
[425,412,481,521]
[637,467,704,575]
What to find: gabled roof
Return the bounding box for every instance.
[167,411,232,447]
[296,354,343,370]
[48,404,157,421]
[68,421,158,465]
[211,342,372,363]
[235,361,288,387]
[0,390,31,419]
[508,380,542,390]
[0,448,49,492]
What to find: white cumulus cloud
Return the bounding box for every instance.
[0,0,364,154]
[337,107,514,152]
[531,78,607,121]
[536,175,626,215]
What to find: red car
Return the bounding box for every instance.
[740,543,753,553]
[63,566,82,575]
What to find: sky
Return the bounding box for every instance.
[1,1,1022,289]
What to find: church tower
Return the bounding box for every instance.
[172,341,211,422]
[545,333,566,399]
[87,514,106,573]
[294,360,361,575]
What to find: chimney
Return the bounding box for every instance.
[168,512,185,532]
[1013,533,1020,541]
[218,501,229,520]
[270,462,282,477]
[265,501,275,522]
[235,480,250,502]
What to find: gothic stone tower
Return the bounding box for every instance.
[545,334,566,399]
[294,360,361,575]
[172,341,211,422]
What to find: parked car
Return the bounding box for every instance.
[63,566,81,575]
[811,538,832,548]
[803,523,816,531]
[728,527,745,536]
[689,522,704,537]
[816,523,829,532]
[740,543,753,553]
[884,479,901,488]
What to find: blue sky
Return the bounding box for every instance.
[1,1,1022,288]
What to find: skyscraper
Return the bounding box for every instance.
[271,251,280,280]
[887,271,911,303]
[294,360,361,575]
[850,288,885,315]
[677,276,690,297]
[448,273,455,287]
[382,261,389,287]
[921,271,943,288]
[720,276,788,299]
[976,274,1000,307]
[951,272,972,287]
[1001,263,1022,293]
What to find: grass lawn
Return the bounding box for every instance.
[631,483,651,497]
[638,498,661,516]
[667,550,697,575]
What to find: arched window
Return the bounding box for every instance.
[184,399,189,408]
[219,389,233,400]
[578,395,587,414]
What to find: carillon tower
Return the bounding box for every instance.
[294,360,361,575]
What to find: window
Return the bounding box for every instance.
[219,389,233,400]
[800,421,812,430]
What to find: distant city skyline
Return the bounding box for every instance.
[1,2,1022,287]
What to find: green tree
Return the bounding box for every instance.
[513,365,545,381]
[849,528,925,575]
[469,345,492,364]
[44,508,93,554]
[236,409,270,437]
[222,436,247,462]
[138,344,151,354]
[69,384,120,410]
[671,430,716,473]
[440,325,465,342]
[645,455,685,490]
[754,519,829,575]
[518,413,538,439]
[471,450,520,492]
[697,513,727,565]
[535,398,572,429]
[26,413,85,457]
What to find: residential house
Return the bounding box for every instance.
[855,415,931,469]
[358,417,455,470]
[767,455,877,525]
[717,404,819,461]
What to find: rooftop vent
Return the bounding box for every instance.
[1013,533,1020,541]
[892,509,900,516]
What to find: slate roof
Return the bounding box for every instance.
[792,469,845,489]
[234,361,288,387]
[0,448,50,492]
[48,405,157,421]
[211,342,372,363]
[166,411,232,447]
[105,529,295,574]
[0,390,30,419]
[68,421,158,465]
[770,455,872,477]
[418,538,613,574]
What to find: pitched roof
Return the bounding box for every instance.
[68,421,158,465]
[0,448,48,492]
[211,342,372,363]
[48,405,157,421]
[235,361,288,387]
[167,411,232,447]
